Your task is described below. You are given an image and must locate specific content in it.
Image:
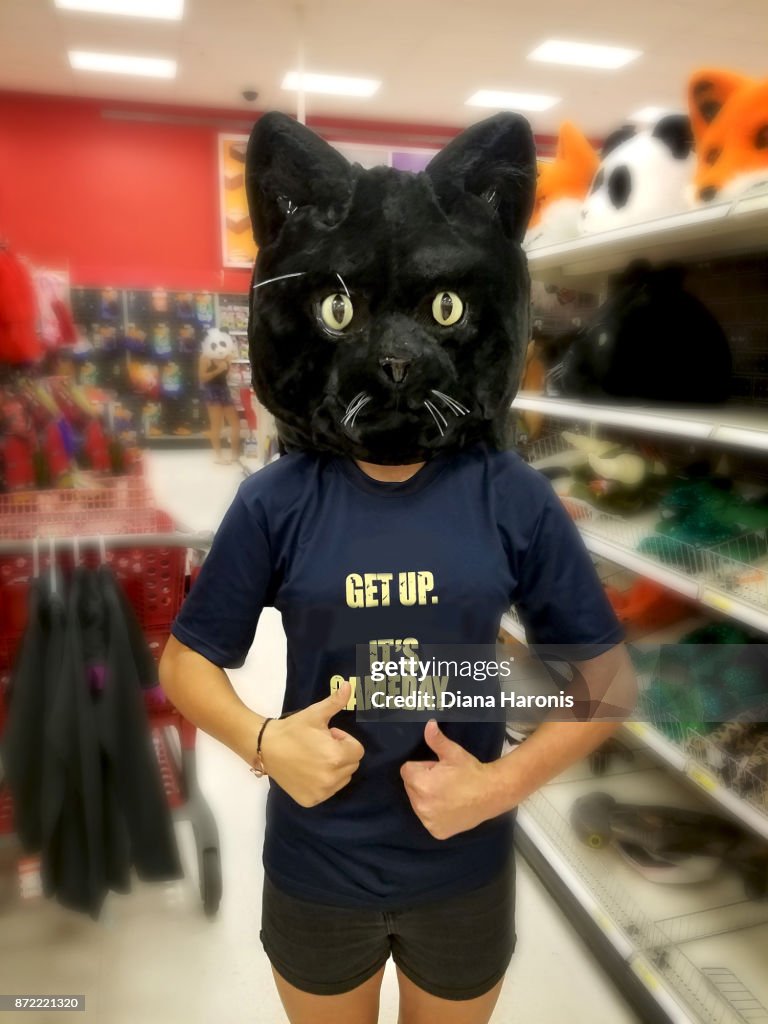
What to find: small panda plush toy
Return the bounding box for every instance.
[580,115,695,234]
[201,328,236,367]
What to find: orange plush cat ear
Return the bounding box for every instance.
[556,121,599,179]
[688,68,753,142]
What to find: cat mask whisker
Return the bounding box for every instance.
[341,393,370,426]
[430,389,470,416]
[346,396,371,430]
[253,272,306,291]
[342,393,368,422]
[424,399,448,429]
[343,391,366,418]
[423,400,446,436]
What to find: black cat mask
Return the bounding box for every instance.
[246,111,536,464]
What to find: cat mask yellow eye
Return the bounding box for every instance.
[320,293,354,331]
[432,291,464,326]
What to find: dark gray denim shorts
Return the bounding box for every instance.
[260,856,516,1001]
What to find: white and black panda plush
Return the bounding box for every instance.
[580,115,696,234]
[201,328,236,361]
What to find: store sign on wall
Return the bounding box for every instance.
[218,134,259,270]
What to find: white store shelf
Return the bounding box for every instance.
[552,498,768,636]
[579,533,768,636]
[512,393,768,454]
[520,762,768,1024]
[525,189,768,281]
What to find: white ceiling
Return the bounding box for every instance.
[0,0,765,136]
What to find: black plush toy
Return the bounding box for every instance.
[245,112,536,464]
[558,261,732,405]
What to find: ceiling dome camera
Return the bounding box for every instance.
[242,89,259,102]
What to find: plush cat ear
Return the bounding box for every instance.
[688,69,752,143]
[425,113,537,243]
[557,121,599,176]
[245,111,353,247]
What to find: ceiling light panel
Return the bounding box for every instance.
[281,71,381,97]
[466,90,560,112]
[68,51,177,78]
[55,0,184,18]
[528,39,641,70]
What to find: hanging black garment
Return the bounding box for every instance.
[1,578,62,850]
[41,568,106,917]
[7,565,179,918]
[111,576,159,690]
[96,566,181,884]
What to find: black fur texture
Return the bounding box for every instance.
[245,112,536,464]
[559,261,732,405]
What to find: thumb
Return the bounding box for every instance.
[424,720,466,763]
[308,682,351,724]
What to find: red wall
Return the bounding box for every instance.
[0,91,559,295]
[0,93,257,292]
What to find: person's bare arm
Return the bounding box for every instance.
[160,635,265,761]
[401,643,637,839]
[487,641,637,807]
[159,635,364,806]
[198,355,229,384]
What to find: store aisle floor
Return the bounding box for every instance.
[0,452,641,1024]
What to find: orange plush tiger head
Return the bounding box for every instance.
[524,121,599,249]
[689,69,768,204]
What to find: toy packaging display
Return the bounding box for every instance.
[124,288,206,436]
[524,121,599,249]
[70,287,128,395]
[688,69,768,205]
[580,115,695,234]
[217,293,249,335]
[70,286,238,440]
[555,260,732,405]
[245,110,536,464]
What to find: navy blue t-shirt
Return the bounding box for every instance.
[172,444,623,908]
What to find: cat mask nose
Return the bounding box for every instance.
[699,185,718,202]
[380,357,411,384]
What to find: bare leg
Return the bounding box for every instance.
[207,404,224,461]
[271,964,385,1024]
[224,404,241,460]
[396,969,504,1024]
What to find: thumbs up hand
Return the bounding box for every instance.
[259,682,365,808]
[400,721,502,840]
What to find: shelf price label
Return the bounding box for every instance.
[626,722,648,739]
[687,763,718,793]
[631,956,660,992]
[700,588,734,614]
